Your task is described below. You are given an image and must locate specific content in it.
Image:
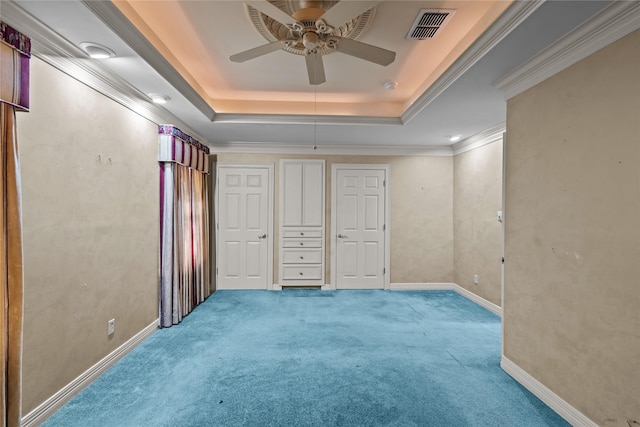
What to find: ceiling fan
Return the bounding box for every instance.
[230,0,396,85]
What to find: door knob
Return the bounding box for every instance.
[258,234,267,239]
[338,233,348,239]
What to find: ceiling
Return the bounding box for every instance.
[4,0,614,150]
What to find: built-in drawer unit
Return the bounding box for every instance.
[282,265,323,280]
[282,249,323,264]
[282,239,322,248]
[282,230,323,239]
[279,159,326,287]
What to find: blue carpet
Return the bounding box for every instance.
[42,290,568,426]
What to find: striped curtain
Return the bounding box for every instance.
[159,126,211,327]
[0,22,29,427]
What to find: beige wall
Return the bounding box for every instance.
[217,153,454,284]
[504,30,640,426]
[17,58,159,414]
[453,141,503,306]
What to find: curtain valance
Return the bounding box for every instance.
[158,125,209,174]
[0,22,30,111]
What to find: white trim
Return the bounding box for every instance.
[401,1,544,123]
[21,320,158,427]
[210,142,453,157]
[212,113,402,127]
[494,1,640,100]
[500,132,506,356]
[390,282,455,291]
[390,283,502,317]
[454,285,502,317]
[271,283,332,291]
[500,356,599,427]
[331,164,391,291]
[451,124,505,156]
[215,163,275,291]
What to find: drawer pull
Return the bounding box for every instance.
[299,272,303,276]
[299,242,304,246]
[300,232,304,236]
[300,256,304,260]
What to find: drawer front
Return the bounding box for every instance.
[282,249,322,264]
[282,230,323,238]
[282,265,323,280]
[282,239,322,248]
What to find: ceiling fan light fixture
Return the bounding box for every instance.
[80,42,115,59]
[303,32,320,49]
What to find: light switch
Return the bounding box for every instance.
[497,211,503,223]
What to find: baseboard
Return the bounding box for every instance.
[453,285,502,317]
[390,282,456,291]
[21,319,159,427]
[271,284,332,291]
[500,356,598,427]
[390,283,502,317]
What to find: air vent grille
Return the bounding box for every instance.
[406,9,455,40]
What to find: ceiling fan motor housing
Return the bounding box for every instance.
[248,0,377,56]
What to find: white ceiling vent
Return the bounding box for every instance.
[406,9,456,40]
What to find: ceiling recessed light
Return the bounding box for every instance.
[449,135,462,142]
[149,94,170,104]
[384,81,398,91]
[80,42,115,59]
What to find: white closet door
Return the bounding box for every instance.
[335,167,387,289]
[217,165,272,290]
[281,162,303,227]
[302,162,324,227]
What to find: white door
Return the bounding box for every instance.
[333,165,389,289]
[216,165,273,290]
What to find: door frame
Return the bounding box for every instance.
[215,163,275,290]
[500,132,506,356]
[330,163,391,290]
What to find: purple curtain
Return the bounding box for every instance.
[158,126,211,327]
[0,21,29,427]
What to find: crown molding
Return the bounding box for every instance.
[2,0,209,144]
[212,113,403,126]
[452,123,505,156]
[494,1,640,100]
[401,0,545,124]
[210,142,453,157]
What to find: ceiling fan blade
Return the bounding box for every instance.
[305,51,326,85]
[245,1,297,26]
[230,41,286,63]
[320,1,381,29]
[334,38,395,66]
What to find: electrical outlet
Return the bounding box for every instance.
[107,319,115,336]
[473,274,479,285]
